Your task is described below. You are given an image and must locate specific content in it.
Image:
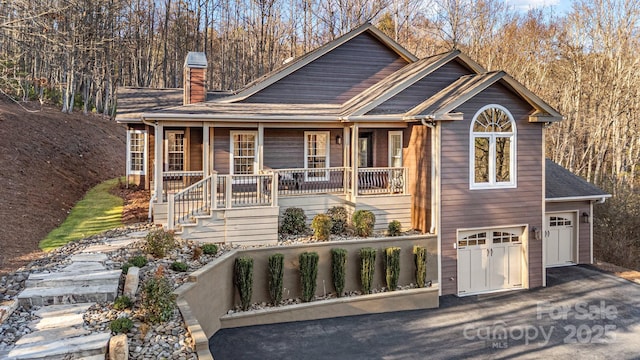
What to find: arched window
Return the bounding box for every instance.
[470,105,516,189]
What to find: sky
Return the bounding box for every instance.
[507,0,573,14]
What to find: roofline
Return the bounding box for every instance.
[116,117,143,124]
[141,113,341,122]
[219,23,418,103]
[500,74,564,122]
[545,194,612,202]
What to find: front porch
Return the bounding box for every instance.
[146,124,416,244]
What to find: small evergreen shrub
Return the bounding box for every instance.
[280,208,307,235]
[170,261,188,272]
[109,317,133,334]
[353,210,376,237]
[268,253,284,305]
[299,252,319,302]
[130,255,148,268]
[413,246,428,288]
[201,243,218,255]
[327,206,348,234]
[331,248,347,297]
[144,229,176,258]
[359,247,377,294]
[233,257,254,311]
[387,220,402,237]
[121,262,132,275]
[140,269,176,324]
[384,247,401,291]
[113,295,133,310]
[311,214,331,240]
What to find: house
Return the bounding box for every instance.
[116,23,610,297]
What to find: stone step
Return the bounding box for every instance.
[16,326,91,346]
[4,332,110,359]
[33,303,94,317]
[60,262,107,273]
[17,284,118,308]
[26,270,121,288]
[69,253,108,263]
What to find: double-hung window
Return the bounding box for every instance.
[230,131,258,175]
[165,130,185,171]
[388,131,403,168]
[304,131,330,181]
[127,129,146,175]
[470,105,516,189]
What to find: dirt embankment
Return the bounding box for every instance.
[0,98,126,275]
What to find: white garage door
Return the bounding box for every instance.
[545,213,576,267]
[458,227,524,295]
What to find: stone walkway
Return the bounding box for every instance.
[1,231,147,359]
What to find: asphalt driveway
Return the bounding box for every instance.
[210,266,640,359]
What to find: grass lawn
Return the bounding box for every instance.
[39,178,124,251]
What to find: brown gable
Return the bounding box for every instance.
[240,31,410,104]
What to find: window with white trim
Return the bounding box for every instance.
[470,105,516,189]
[165,130,185,171]
[304,131,330,181]
[230,131,257,175]
[388,131,403,168]
[127,129,146,175]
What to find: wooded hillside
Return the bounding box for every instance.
[1,0,639,194]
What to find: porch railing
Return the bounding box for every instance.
[357,167,407,195]
[168,172,277,230]
[168,175,212,228]
[216,173,277,209]
[270,167,347,196]
[162,171,204,201]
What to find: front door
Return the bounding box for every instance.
[545,213,575,266]
[358,133,373,168]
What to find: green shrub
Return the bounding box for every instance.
[113,295,133,310]
[387,220,402,237]
[413,246,428,288]
[109,317,133,334]
[121,262,131,275]
[144,229,176,258]
[311,214,332,240]
[280,208,307,235]
[201,243,218,255]
[140,273,176,324]
[130,255,148,268]
[331,248,347,297]
[359,247,377,294]
[268,253,284,305]
[352,210,376,237]
[234,257,254,311]
[327,206,348,234]
[384,247,401,291]
[170,261,189,272]
[299,252,319,302]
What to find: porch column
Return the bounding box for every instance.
[343,127,350,196]
[351,123,359,199]
[203,123,210,176]
[258,123,264,171]
[154,122,164,203]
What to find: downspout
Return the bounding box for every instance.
[419,116,437,234]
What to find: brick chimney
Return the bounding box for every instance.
[184,52,207,105]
